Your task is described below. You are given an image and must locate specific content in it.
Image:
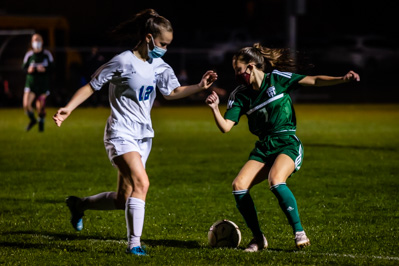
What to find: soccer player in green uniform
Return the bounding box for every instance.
[206,43,360,251]
[22,33,54,132]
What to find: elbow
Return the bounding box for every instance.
[220,127,231,133]
[163,95,172,101]
[163,92,177,101]
[163,95,174,101]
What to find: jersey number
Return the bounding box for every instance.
[138,86,154,101]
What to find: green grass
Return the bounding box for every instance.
[0,104,398,265]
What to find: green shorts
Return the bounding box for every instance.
[25,75,50,95]
[249,134,304,172]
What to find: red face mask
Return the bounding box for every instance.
[235,67,251,85]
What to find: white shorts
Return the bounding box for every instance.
[104,136,152,168]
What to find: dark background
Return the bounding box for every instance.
[1,0,399,106]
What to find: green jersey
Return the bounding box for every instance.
[22,49,54,95]
[224,70,305,140]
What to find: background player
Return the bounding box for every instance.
[53,9,217,255]
[22,33,54,132]
[206,43,359,251]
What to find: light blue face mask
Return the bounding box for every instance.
[148,36,167,59]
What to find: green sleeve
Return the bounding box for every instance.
[275,72,306,92]
[224,92,247,125]
[224,105,242,124]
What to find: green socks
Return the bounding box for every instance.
[270,183,303,233]
[233,190,263,237]
[233,184,304,236]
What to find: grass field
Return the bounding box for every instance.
[0,104,398,265]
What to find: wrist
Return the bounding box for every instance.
[211,104,219,111]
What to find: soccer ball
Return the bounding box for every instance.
[208,219,241,248]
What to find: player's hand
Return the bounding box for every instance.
[36,65,46,73]
[205,91,220,108]
[53,108,71,127]
[199,70,218,89]
[27,66,35,73]
[344,70,360,82]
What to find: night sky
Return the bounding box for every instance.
[1,0,398,47]
[1,0,399,103]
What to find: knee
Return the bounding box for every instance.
[137,178,150,194]
[128,175,150,197]
[268,172,286,188]
[232,178,246,191]
[115,193,128,209]
[115,179,150,209]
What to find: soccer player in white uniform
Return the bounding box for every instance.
[53,9,217,255]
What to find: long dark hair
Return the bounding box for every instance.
[112,9,173,47]
[233,43,312,73]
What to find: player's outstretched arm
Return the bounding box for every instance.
[206,91,235,133]
[164,70,218,100]
[299,70,360,87]
[53,83,95,127]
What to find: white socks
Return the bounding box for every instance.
[80,193,145,249]
[126,197,145,249]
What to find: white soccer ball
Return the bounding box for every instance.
[208,219,241,248]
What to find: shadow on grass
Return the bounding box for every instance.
[0,230,123,253]
[0,241,118,254]
[232,246,295,253]
[1,230,122,241]
[142,239,201,249]
[1,231,201,251]
[0,197,64,204]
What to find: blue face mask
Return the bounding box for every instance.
[148,36,167,59]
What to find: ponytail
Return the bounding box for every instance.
[234,43,306,72]
[112,9,173,47]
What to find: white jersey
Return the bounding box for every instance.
[90,50,180,140]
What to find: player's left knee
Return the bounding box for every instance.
[268,174,288,187]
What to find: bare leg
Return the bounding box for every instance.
[23,91,37,131]
[36,94,47,132]
[113,151,149,250]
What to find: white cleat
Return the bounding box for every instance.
[295,231,310,249]
[244,234,268,252]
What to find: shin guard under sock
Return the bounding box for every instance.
[233,190,263,237]
[126,197,145,249]
[270,183,303,233]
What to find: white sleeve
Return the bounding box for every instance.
[44,50,54,63]
[90,57,121,91]
[156,65,181,96]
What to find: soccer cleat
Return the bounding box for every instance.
[244,234,268,252]
[126,246,147,256]
[295,231,310,249]
[26,119,37,131]
[66,196,84,231]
